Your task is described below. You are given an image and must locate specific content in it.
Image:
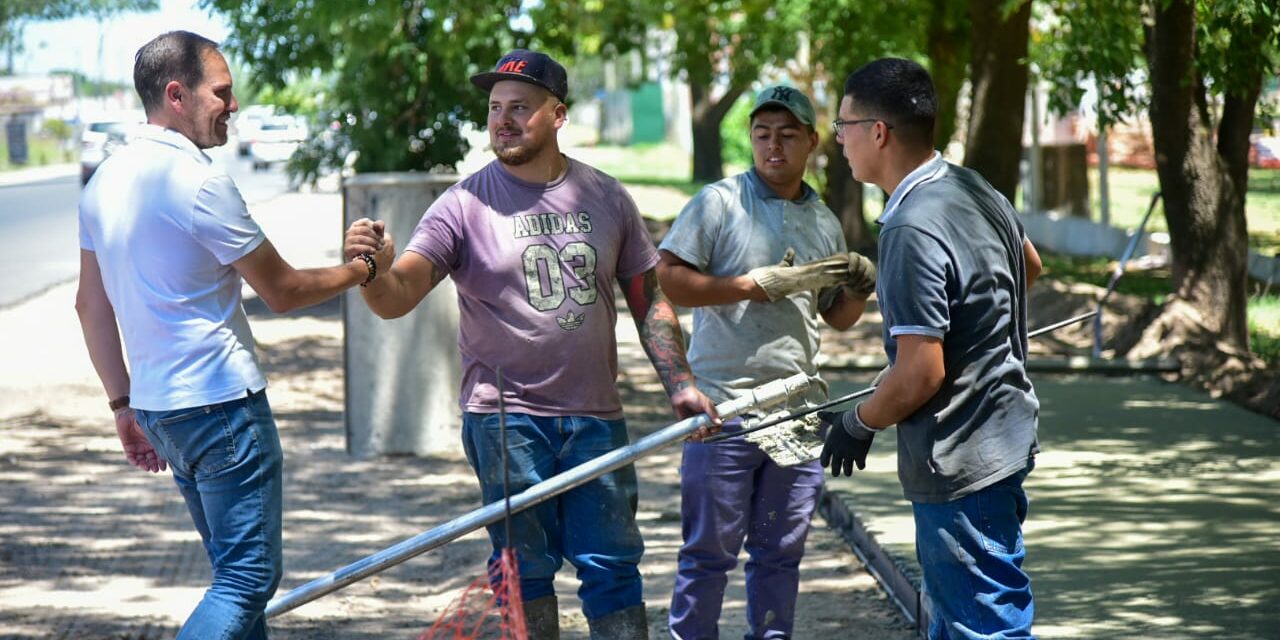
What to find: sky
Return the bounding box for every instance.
[16,0,229,84]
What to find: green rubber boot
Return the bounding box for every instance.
[587,603,648,640]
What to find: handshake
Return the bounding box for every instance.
[748,249,877,302]
[343,218,397,283]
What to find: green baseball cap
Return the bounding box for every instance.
[750,84,815,127]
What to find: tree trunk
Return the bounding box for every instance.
[821,136,875,256]
[1138,0,1254,354]
[927,0,969,151]
[689,82,745,183]
[963,0,1030,201]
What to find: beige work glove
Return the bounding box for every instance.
[845,251,877,297]
[749,249,850,302]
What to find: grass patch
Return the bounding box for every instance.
[615,176,705,197]
[1038,254,1172,300]
[1248,293,1280,366]
[0,134,73,171]
[582,141,695,183]
[1085,167,1280,253]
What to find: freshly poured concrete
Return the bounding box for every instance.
[821,372,1280,639]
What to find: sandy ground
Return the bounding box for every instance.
[7,183,1254,639]
[0,192,914,639]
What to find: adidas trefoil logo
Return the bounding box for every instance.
[557,310,585,331]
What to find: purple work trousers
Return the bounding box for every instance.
[668,419,824,639]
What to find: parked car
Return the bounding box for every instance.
[234,104,280,157]
[248,115,308,171]
[79,111,144,186]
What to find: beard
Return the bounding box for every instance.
[493,129,543,166]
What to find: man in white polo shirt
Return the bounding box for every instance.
[75,30,391,639]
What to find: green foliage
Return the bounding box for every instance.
[1247,293,1280,366]
[42,118,73,141]
[0,0,157,60]
[202,0,525,180]
[252,77,325,118]
[1034,0,1146,128]
[808,0,927,83]
[719,92,755,170]
[1196,0,1280,100]
[1037,0,1280,128]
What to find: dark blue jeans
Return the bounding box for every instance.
[913,464,1035,640]
[136,389,283,640]
[461,412,644,620]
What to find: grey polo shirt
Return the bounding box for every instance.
[876,155,1039,503]
[660,169,845,406]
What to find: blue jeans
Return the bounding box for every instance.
[136,389,284,640]
[461,412,644,620]
[913,464,1035,640]
[669,418,823,639]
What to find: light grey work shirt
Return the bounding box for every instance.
[659,169,845,406]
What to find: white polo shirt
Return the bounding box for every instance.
[78,125,267,411]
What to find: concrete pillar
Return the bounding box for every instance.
[342,173,463,458]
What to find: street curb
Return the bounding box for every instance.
[819,485,929,638]
[820,355,1179,373]
[0,163,78,188]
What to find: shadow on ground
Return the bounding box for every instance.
[824,372,1280,639]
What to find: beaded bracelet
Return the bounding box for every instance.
[357,253,377,287]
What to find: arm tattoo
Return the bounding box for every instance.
[626,269,694,396]
[429,264,449,287]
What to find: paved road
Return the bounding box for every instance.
[0,140,292,309]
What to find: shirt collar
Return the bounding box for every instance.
[746,167,818,204]
[132,124,213,165]
[877,151,945,224]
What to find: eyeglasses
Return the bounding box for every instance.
[832,118,893,140]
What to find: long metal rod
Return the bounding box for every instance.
[705,310,1100,444]
[1093,191,1161,357]
[264,372,814,618]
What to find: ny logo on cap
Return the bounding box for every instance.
[770,86,797,102]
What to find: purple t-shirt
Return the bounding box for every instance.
[405,158,659,419]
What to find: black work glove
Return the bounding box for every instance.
[818,406,877,477]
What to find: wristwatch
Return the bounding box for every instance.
[108,395,130,412]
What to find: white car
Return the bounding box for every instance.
[248,115,308,171]
[234,104,280,156]
[79,111,145,185]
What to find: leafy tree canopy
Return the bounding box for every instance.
[1036,0,1280,128]
[0,0,157,68]
[202,0,526,179]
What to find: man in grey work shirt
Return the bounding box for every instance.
[819,58,1044,639]
[657,84,874,639]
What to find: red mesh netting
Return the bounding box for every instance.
[418,547,527,640]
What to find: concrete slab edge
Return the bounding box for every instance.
[818,486,929,637]
[820,356,1179,374]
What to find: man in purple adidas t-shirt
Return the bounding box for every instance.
[343,50,716,639]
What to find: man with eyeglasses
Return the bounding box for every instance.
[819,58,1043,639]
[656,84,875,639]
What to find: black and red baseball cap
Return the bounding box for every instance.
[470,49,569,101]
